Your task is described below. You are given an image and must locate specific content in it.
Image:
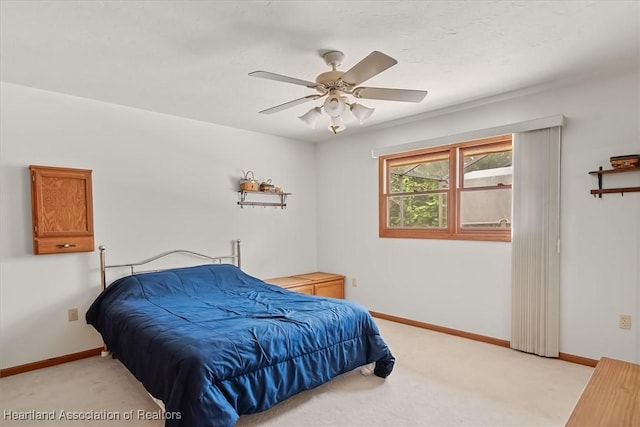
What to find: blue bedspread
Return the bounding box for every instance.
[86,264,394,427]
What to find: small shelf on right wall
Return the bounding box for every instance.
[588,166,640,198]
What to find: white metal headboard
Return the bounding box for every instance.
[99,239,241,290]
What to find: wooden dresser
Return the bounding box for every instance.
[264,272,344,299]
[565,357,640,427]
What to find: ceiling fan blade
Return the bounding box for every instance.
[353,87,428,103]
[340,51,398,86]
[258,94,324,115]
[249,71,318,88]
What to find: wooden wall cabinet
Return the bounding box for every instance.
[265,272,345,299]
[29,165,95,255]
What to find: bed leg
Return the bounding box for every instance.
[99,245,106,291]
[236,239,241,268]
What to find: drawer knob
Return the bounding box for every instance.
[57,243,77,248]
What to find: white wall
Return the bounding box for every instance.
[0,83,318,369]
[315,66,640,363]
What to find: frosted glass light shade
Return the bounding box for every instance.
[323,94,346,117]
[298,107,323,128]
[350,103,375,124]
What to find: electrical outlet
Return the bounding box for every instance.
[351,278,358,287]
[619,315,631,329]
[68,308,79,322]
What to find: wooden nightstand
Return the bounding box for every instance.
[265,272,345,299]
[264,276,314,295]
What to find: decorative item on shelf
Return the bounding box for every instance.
[260,179,275,192]
[239,170,260,192]
[610,154,640,169]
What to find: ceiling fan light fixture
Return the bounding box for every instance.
[298,106,323,129]
[250,50,427,135]
[350,102,375,124]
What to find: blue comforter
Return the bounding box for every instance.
[86,264,394,427]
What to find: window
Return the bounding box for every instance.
[379,134,512,241]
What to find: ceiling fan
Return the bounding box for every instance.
[248,50,428,134]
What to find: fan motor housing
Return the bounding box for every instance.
[315,70,351,93]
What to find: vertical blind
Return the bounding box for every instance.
[511,127,561,357]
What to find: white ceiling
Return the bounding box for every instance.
[1,1,638,143]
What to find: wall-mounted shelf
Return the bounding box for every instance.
[589,167,640,198]
[237,191,291,209]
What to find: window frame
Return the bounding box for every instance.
[379,134,512,242]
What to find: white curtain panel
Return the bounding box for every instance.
[511,127,561,357]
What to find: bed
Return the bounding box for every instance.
[86,241,395,427]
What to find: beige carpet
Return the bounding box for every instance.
[0,319,593,426]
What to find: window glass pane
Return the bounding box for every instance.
[460,188,512,229]
[380,135,512,241]
[389,158,449,193]
[463,150,512,188]
[388,194,448,228]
